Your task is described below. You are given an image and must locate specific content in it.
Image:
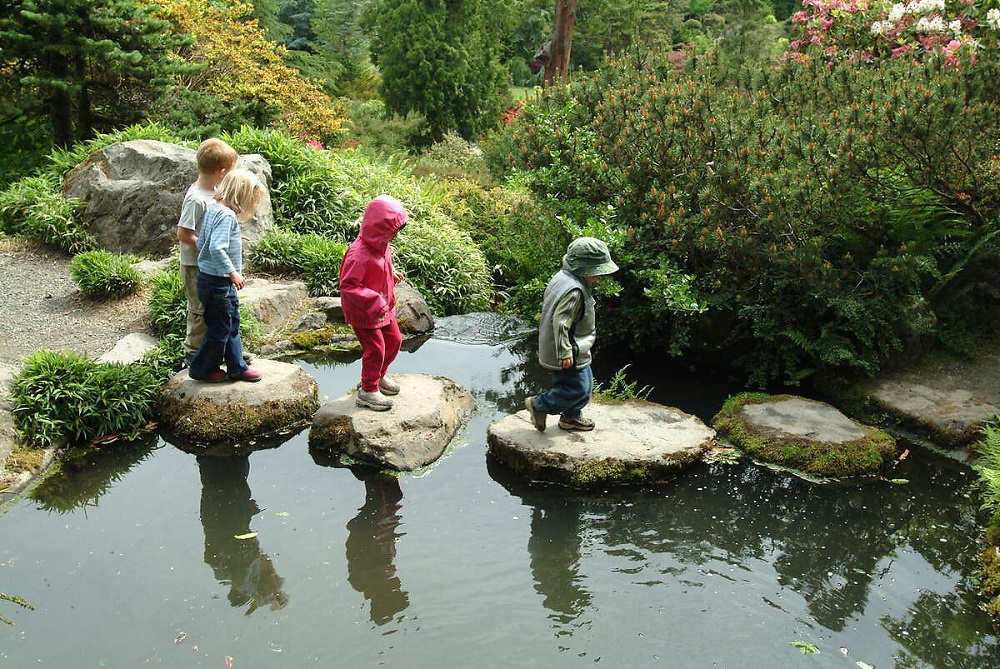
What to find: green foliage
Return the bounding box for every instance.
[1,593,34,626]
[45,122,190,177]
[0,0,194,147]
[148,269,187,338]
[70,250,143,298]
[370,0,507,141]
[10,350,161,448]
[0,174,94,253]
[489,48,1000,384]
[976,421,1000,513]
[410,134,492,184]
[593,365,653,401]
[343,99,426,156]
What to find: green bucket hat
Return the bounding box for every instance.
[563,237,619,277]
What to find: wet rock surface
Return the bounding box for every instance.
[487,399,716,487]
[309,374,475,471]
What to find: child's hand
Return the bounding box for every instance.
[230,271,246,290]
[393,270,405,283]
[559,357,574,369]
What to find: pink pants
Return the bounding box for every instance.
[353,321,403,392]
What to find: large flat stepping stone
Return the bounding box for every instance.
[309,374,474,471]
[157,359,319,449]
[712,393,896,479]
[487,399,716,487]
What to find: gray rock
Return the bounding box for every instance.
[157,359,319,448]
[132,257,173,278]
[309,374,474,471]
[315,296,343,322]
[239,278,309,334]
[394,282,434,334]
[98,333,160,365]
[487,399,716,487]
[294,312,327,332]
[713,393,896,479]
[62,140,273,257]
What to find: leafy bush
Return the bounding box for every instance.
[250,229,347,296]
[343,98,427,155]
[0,174,94,253]
[70,250,143,297]
[488,49,1000,384]
[977,421,1000,513]
[10,350,161,448]
[148,269,187,338]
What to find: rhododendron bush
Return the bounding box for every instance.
[787,0,1000,65]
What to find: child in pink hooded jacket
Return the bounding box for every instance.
[339,195,408,410]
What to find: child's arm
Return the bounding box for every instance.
[551,290,584,368]
[340,260,390,321]
[176,196,204,248]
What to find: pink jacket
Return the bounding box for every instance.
[339,195,408,329]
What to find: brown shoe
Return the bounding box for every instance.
[525,396,547,431]
[558,415,595,431]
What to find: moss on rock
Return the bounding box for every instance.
[712,393,897,479]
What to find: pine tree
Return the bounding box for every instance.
[369,0,507,141]
[0,0,193,146]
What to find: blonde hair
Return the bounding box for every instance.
[196,138,238,174]
[214,168,265,220]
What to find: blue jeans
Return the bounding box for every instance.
[190,272,248,378]
[534,365,593,419]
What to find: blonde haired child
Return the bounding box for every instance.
[177,138,239,364]
[188,168,266,383]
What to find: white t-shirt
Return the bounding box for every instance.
[177,183,217,266]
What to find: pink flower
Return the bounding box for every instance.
[821,18,835,30]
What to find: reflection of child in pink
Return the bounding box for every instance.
[339,195,408,411]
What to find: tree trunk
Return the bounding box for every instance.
[545,0,578,85]
[45,53,74,147]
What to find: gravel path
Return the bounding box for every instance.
[0,240,152,367]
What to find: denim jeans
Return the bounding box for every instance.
[534,365,594,419]
[189,272,248,378]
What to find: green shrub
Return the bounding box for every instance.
[70,250,143,297]
[344,98,427,155]
[249,229,347,296]
[410,134,492,184]
[977,421,1000,514]
[0,174,94,253]
[148,269,187,338]
[488,49,1000,384]
[10,350,161,448]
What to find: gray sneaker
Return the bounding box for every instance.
[525,396,547,431]
[379,374,400,396]
[558,414,595,431]
[357,389,393,411]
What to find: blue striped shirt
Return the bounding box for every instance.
[196,203,242,278]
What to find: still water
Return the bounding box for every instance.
[1,318,998,668]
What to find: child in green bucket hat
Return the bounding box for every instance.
[525,237,619,432]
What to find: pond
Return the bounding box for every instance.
[1,317,998,667]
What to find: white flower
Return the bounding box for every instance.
[871,20,894,36]
[888,3,906,22]
[914,16,946,33]
[988,8,1000,31]
[949,19,962,38]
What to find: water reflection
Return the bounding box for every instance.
[27,434,158,512]
[344,467,410,626]
[489,459,593,623]
[197,455,288,615]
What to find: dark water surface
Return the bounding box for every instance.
[2,322,998,667]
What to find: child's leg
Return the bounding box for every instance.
[190,273,231,377]
[535,366,591,416]
[222,288,248,376]
[352,326,387,392]
[378,320,403,378]
[181,264,206,361]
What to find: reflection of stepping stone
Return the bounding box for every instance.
[712,393,896,479]
[309,374,475,471]
[487,399,716,487]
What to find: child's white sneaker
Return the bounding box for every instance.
[357,389,393,411]
[379,374,400,396]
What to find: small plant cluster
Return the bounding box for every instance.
[788,0,1000,66]
[0,174,93,253]
[974,421,1000,617]
[10,350,163,448]
[250,229,347,296]
[593,365,653,401]
[69,250,143,298]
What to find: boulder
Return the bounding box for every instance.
[315,297,343,323]
[712,393,897,479]
[157,359,319,448]
[309,374,474,471]
[394,282,434,334]
[487,399,716,487]
[62,139,273,257]
[239,278,309,334]
[98,332,159,365]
